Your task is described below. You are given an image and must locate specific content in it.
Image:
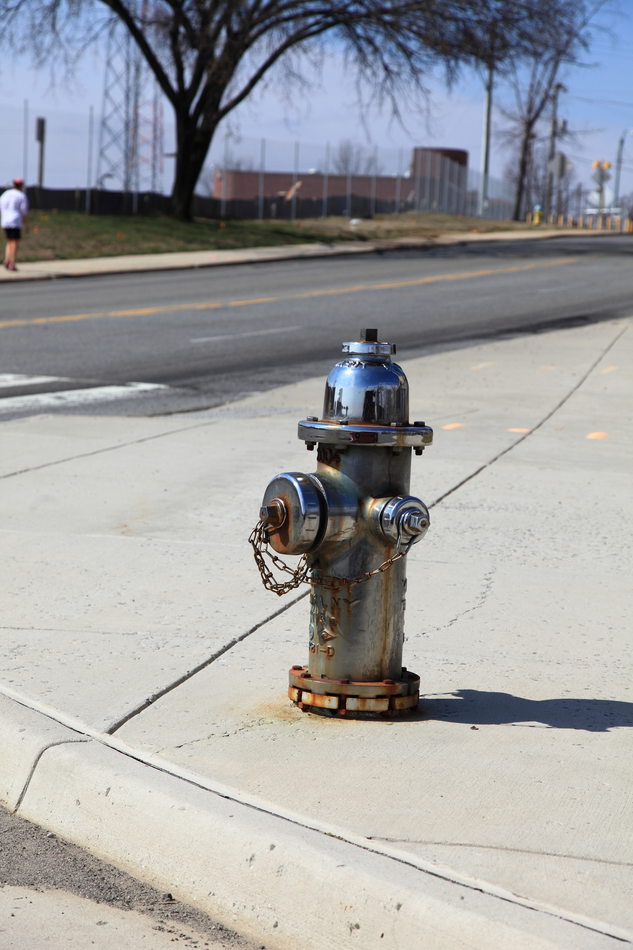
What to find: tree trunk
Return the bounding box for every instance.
[513,127,532,221]
[169,112,217,220]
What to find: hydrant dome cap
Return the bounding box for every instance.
[323,353,409,424]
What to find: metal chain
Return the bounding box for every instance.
[248,520,310,596]
[248,518,409,597]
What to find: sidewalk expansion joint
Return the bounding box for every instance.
[0,416,224,481]
[104,589,309,735]
[366,837,633,869]
[431,320,630,508]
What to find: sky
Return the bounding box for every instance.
[0,2,632,205]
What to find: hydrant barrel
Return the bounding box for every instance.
[307,445,413,683]
[255,329,433,717]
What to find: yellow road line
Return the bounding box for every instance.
[370,258,576,290]
[4,312,105,327]
[229,296,279,307]
[112,307,170,317]
[0,257,577,331]
[295,284,370,298]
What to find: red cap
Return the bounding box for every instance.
[13,177,24,187]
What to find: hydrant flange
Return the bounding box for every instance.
[298,419,433,449]
[289,667,420,716]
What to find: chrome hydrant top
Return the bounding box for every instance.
[323,328,408,425]
[297,329,433,452]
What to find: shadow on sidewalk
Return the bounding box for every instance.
[419,689,633,732]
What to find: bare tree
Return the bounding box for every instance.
[503,139,572,217]
[330,139,383,176]
[498,0,607,221]
[0,0,565,220]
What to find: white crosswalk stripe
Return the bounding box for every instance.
[0,380,168,414]
[0,374,72,388]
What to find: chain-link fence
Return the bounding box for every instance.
[18,130,518,220]
[203,134,515,221]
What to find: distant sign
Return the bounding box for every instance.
[588,187,613,207]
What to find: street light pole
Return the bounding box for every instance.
[478,61,494,218]
[613,128,633,209]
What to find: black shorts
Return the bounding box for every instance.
[3,228,21,240]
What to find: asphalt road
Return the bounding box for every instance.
[1,234,632,419]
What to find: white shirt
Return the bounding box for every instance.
[0,188,29,228]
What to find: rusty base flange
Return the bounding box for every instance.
[288,666,420,717]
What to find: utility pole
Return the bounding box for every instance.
[36,116,46,190]
[86,105,94,214]
[613,128,633,209]
[545,83,565,219]
[23,100,29,185]
[592,160,611,213]
[478,61,494,217]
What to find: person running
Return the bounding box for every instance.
[1,178,29,272]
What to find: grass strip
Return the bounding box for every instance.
[20,211,530,263]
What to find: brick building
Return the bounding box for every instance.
[213,147,469,217]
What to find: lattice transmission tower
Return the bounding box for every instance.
[95,3,165,195]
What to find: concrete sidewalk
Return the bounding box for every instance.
[1,317,631,949]
[0,227,569,281]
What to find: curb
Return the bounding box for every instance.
[2,694,628,950]
[0,228,599,283]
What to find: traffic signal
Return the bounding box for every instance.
[592,160,611,185]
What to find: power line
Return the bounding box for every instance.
[569,94,633,108]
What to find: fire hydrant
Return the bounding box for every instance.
[250,329,433,716]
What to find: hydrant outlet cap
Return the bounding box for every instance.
[261,472,323,555]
